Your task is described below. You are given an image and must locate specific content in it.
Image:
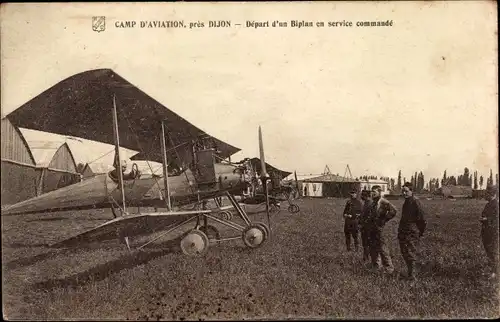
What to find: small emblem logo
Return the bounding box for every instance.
[92,16,106,32]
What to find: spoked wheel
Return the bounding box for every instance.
[180,229,209,256]
[200,225,221,244]
[242,224,268,249]
[288,204,300,213]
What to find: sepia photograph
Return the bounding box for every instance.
[1,1,498,320]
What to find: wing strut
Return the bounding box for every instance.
[112,95,127,214]
[160,121,172,210]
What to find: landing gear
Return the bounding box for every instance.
[180,229,209,256]
[252,221,270,240]
[219,210,233,220]
[242,223,269,248]
[199,224,221,244]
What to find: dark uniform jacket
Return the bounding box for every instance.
[343,198,363,223]
[398,196,427,236]
[481,197,499,234]
[360,199,373,228]
[368,197,397,229]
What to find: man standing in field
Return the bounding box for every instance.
[360,190,373,262]
[480,184,499,279]
[398,182,427,281]
[342,188,363,251]
[367,185,397,273]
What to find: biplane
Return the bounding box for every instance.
[1,69,275,256]
[235,157,300,214]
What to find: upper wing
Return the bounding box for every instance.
[6,69,240,167]
[249,157,292,179]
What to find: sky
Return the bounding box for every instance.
[1,2,498,181]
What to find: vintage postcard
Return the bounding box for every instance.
[1,1,498,320]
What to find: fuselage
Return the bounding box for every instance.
[1,162,249,216]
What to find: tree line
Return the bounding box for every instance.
[356,168,498,194]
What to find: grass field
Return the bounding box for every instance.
[2,198,499,320]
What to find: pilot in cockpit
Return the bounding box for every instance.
[109,159,139,181]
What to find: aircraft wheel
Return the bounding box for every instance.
[200,225,221,244]
[220,211,233,220]
[180,229,209,256]
[251,221,270,240]
[288,204,300,213]
[242,224,268,249]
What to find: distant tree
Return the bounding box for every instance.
[488,169,494,186]
[479,175,484,189]
[463,167,470,186]
[397,170,402,191]
[496,173,499,187]
[419,171,425,192]
[442,170,447,186]
[473,171,478,190]
[390,178,395,191]
[448,176,457,186]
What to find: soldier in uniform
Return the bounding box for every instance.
[398,182,427,281]
[367,185,397,273]
[360,190,373,262]
[480,184,499,279]
[342,189,363,251]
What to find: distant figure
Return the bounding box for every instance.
[360,190,373,262]
[367,185,397,274]
[398,182,427,281]
[480,184,499,279]
[342,189,363,251]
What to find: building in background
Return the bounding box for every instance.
[26,140,81,195]
[437,185,473,199]
[300,174,360,198]
[358,178,390,195]
[1,118,38,205]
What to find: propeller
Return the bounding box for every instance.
[259,126,271,235]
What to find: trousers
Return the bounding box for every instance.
[482,227,499,273]
[368,226,393,271]
[344,221,359,251]
[398,230,420,277]
[360,226,371,260]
